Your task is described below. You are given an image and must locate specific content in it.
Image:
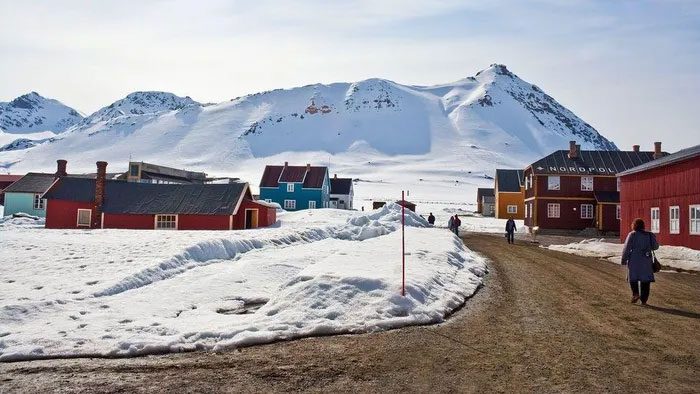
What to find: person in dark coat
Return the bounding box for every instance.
[447,215,454,233]
[505,217,516,244]
[428,213,435,226]
[621,218,659,305]
[452,214,461,236]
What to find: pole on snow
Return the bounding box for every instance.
[401,190,405,297]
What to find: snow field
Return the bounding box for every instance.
[547,239,700,272]
[0,204,487,361]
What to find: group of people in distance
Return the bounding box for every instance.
[423,210,661,306]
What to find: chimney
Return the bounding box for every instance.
[334,173,337,179]
[55,159,67,178]
[93,161,107,228]
[567,141,578,159]
[284,161,288,168]
[632,144,640,153]
[653,142,663,159]
[306,163,311,171]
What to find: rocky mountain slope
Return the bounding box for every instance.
[0,92,83,133]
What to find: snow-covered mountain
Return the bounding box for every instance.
[0,65,617,205]
[0,92,83,133]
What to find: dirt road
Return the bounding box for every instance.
[2,234,699,393]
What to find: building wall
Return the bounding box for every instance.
[178,214,230,230]
[45,200,93,229]
[534,199,596,230]
[620,157,700,249]
[597,204,620,233]
[496,191,525,219]
[330,193,353,209]
[103,214,155,229]
[482,202,495,217]
[4,192,47,217]
[259,174,330,211]
[232,199,277,229]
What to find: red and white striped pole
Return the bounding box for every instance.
[401,190,405,297]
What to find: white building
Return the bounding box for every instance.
[330,175,354,210]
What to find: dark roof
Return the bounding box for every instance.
[495,169,524,192]
[3,173,56,193]
[528,150,662,176]
[476,188,494,198]
[44,178,250,215]
[396,200,416,208]
[594,191,620,203]
[259,165,328,189]
[618,144,700,177]
[0,175,22,183]
[330,178,353,195]
[140,170,198,184]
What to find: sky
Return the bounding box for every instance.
[0,0,698,152]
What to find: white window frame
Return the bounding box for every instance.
[580,204,594,219]
[507,205,517,214]
[76,209,91,227]
[547,203,560,218]
[33,193,45,210]
[155,214,178,230]
[616,204,621,220]
[286,183,295,193]
[308,200,316,209]
[525,203,529,218]
[650,207,660,233]
[616,177,621,192]
[690,205,700,235]
[580,176,593,191]
[284,199,296,210]
[547,176,560,191]
[669,206,680,234]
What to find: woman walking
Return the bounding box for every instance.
[621,218,659,305]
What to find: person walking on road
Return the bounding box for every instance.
[428,212,435,226]
[621,218,659,305]
[505,216,517,244]
[452,214,461,236]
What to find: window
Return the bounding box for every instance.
[129,164,139,177]
[507,205,517,214]
[616,177,621,192]
[155,215,177,229]
[525,174,530,190]
[690,205,700,235]
[650,207,660,233]
[547,203,560,218]
[525,204,529,218]
[308,200,316,209]
[284,199,296,210]
[581,204,594,219]
[264,199,272,203]
[581,176,593,191]
[547,176,560,190]
[287,183,295,192]
[77,209,91,227]
[616,204,621,220]
[669,206,680,234]
[33,194,45,210]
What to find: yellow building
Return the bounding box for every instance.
[495,169,525,219]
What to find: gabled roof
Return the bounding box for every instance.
[330,178,353,195]
[44,178,250,215]
[259,165,328,189]
[476,188,494,198]
[618,144,700,177]
[528,150,661,176]
[3,173,57,193]
[495,169,524,192]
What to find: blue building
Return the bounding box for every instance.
[3,173,58,217]
[259,163,330,211]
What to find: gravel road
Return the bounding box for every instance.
[2,233,698,393]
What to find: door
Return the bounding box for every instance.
[245,209,259,229]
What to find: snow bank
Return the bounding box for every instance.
[0,204,485,361]
[548,239,700,272]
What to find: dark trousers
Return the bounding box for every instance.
[630,281,651,303]
[506,231,514,244]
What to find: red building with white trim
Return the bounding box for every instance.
[618,144,700,250]
[523,141,665,233]
[43,161,276,230]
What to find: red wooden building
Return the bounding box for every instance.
[523,141,665,233]
[43,161,276,230]
[618,144,700,250]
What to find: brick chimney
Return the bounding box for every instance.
[306,163,311,171]
[334,173,337,179]
[632,144,640,153]
[284,161,288,168]
[653,142,663,159]
[567,141,578,159]
[55,159,67,178]
[92,161,107,228]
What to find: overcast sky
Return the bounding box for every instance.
[1,0,698,151]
